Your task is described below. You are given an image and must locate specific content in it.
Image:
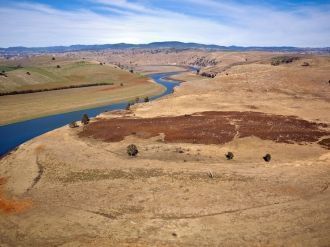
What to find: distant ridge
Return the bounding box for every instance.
[0,41,329,55]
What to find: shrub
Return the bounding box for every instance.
[144,96,149,102]
[52,57,56,60]
[100,62,103,65]
[135,97,140,103]
[271,56,298,66]
[196,69,200,75]
[263,154,271,162]
[127,144,138,156]
[26,71,31,75]
[129,69,134,73]
[69,121,79,128]
[56,65,61,68]
[126,103,131,110]
[81,114,90,125]
[301,62,310,66]
[225,152,234,160]
[120,83,124,86]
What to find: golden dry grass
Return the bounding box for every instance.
[0,57,165,125]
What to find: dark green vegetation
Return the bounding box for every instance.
[127,144,139,157]
[81,114,90,125]
[271,56,299,66]
[226,152,234,160]
[0,82,114,96]
[263,154,272,162]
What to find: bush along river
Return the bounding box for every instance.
[0,70,188,156]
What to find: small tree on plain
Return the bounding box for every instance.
[127,144,138,156]
[263,154,271,162]
[225,152,234,160]
[81,114,90,125]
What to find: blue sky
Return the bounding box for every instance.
[0,0,329,47]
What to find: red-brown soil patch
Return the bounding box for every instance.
[80,111,329,147]
[0,177,31,214]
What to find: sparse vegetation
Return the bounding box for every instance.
[263,154,271,162]
[201,72,217,78]
[0,82,114,96]
[69,121,79,128]
[207,170,214,179]
[81,114,90,125]
[226,152,234,160]
[126,103,131,110]
[0,72,8,77]
[127,144,138,157]
[271,56,299,66]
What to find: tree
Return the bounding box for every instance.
[263,154,271,162]
[81,114,90,125]
[225,152,234,160]
[126,103,131,110]
[196,69,200,75]
[127,144,138,156]
[144,96,149,102]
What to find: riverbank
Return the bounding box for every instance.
[0,55,329,246]
[0,69,187,156]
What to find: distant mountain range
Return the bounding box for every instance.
[0,41,329,55]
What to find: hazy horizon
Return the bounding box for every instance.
[0,0,330,48]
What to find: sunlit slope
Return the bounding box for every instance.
[0,57,146,92]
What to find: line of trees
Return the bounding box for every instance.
[0,82,114,96]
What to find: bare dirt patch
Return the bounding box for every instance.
[0,177,31,214]
[80,111,329,148]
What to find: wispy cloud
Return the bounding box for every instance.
[0,0,329,47]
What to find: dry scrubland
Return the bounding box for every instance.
[0,56,164,125]
[0,52,330,246]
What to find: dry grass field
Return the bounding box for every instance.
[0,52,330,246]
[0,56,165,125]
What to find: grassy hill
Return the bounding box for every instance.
[0,56,146,93]
[0,56,165,125]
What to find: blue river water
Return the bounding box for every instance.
[0,71,184,156]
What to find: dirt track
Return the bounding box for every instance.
[80,111,329,148]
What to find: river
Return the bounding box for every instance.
[0,71,185,156]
